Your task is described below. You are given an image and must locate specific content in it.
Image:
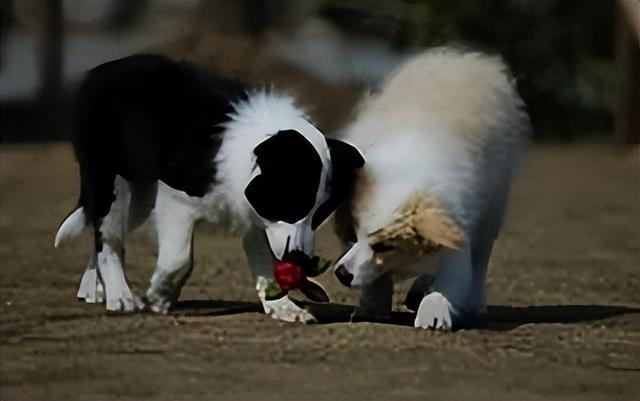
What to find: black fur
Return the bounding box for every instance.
[72,54,247,251]
[73,54,247,231]
[244,129,322,223]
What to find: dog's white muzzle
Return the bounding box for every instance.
[264,219,315,260]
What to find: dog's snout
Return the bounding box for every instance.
[335,265,354,287]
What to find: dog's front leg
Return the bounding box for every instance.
[144,183,197,314]
[414,243,473,331]
[243,226,317,323]
[357,273,393,320]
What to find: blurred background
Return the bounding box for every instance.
[0,0,638,143]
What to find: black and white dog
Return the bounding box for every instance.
[55,54,364,322]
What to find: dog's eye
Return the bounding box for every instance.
[371,242,395,253]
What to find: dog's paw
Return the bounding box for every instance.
[143,298,172,315]
[105,288,142,313]
[414,292,455,331]
[261,296,317,323]
[143,289,174,315]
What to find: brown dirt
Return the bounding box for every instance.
[0,141,638,401]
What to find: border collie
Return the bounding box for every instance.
[333,48,530,330]
[55,54,363,322]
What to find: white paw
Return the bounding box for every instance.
[261,296,317,323]
[143,289,173,315]
[105,288,141,313]
[414,292,455,331]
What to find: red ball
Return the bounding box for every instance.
[273,261,303,291]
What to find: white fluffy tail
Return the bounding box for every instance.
[54,207,87,248]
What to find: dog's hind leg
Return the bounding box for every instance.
[77,254,104,303]
[77,181,155,306]
[95,176,141,312]
[243,225,317,323]
[144,182,197,314]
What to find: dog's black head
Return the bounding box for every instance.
[244,129,364,260]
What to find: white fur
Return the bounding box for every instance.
[337,48,529,330]
[346,49,528,235]
[144,181,199,313]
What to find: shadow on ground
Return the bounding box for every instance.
[172,299,640,331]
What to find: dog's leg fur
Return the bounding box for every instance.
[469,233,494,315]
[96,176,140,312]
[243,225,317,323]
[358,272,393,320]
[77,181,155,306]
[76,254,104,303]
[145,182,197,314]
[415,243,474,330]
[468,182,512,315]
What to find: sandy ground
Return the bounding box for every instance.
[0,141,638,401]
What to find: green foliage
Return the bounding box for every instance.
[264,278,287,301]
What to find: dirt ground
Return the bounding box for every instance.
[0,141,638,401]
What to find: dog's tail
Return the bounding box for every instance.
[54,207,87,248]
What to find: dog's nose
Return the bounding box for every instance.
[335,265,354,287]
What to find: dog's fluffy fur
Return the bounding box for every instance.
[334,48,530,330]
[55,55,363,321]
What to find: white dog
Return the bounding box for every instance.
[333,48,530,330]
[55,54,364,322]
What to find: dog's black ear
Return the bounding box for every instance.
[245,130,323,223]
[299,279,330,303]
[311,138,364,229]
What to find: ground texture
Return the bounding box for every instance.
[0,142,638,401]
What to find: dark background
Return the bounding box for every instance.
[0,0,638,143]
